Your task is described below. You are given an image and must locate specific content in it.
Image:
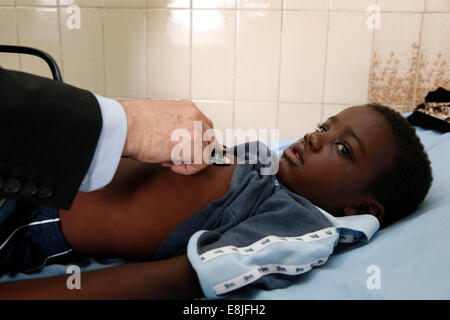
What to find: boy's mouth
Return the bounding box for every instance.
[284,143,304,166]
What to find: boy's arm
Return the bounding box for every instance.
[0,254,202,300]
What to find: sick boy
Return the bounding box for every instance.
[0,103,432,299]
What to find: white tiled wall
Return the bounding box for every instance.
[279,11,328,104]
[324,12,373,105]
[0,7,19,69]
[0,0,449,140]
[16,7,61,79]
[147,8,190,98]
[60,7,105,94]
[191,9,235,100]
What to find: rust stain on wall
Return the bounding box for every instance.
[369,43,419,111]
[369,43,450,113]
[416,52,450,105]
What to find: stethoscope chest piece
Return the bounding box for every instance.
[209,147,233,166]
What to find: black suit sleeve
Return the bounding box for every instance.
[0,67,103,209]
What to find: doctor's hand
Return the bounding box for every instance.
[119,99,216,175]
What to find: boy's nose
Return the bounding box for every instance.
[304,131,322,152]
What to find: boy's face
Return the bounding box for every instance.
[277,106,397,215]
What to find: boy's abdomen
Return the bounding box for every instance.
[59,159,237,258]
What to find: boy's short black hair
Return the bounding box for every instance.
[366,103,433,228]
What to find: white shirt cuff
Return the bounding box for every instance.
[79,94,128,192]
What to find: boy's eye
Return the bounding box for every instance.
[315,123,353,160]
[315,124,328,133]
[336,143,352,159]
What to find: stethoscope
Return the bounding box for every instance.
[0,44,231,166]
[209,146,234,166]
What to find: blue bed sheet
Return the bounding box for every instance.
[1,125,449,299]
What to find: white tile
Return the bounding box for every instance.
[233,102,279,144]
[16,0,57,6]
[415,14,450,105]
[60,7,105,95]
[104,9,147,97]
[278,103,322,140]
[284,0,329,10]
[234,101,278,130]
[235,10,282,102]
[59,0,104,6]
[194,100,234,144]
[378,0,425,12]
[369,13,422,106]
[0,8,20,70]
[426,0,450,12]
[147,0,190,8]
[279,11,328,103]
[324,12,373,104]
[16,7,61,79]
[330,0,374,11]
[238,0,283,10]
[192,0,236,8]
[104,0,146,7]
[191,10,236,100]
[0,0,15,6]
[147,9,190,98]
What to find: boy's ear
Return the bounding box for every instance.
[343,199,384,220]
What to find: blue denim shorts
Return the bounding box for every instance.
[0,199,74,275]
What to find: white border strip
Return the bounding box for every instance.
[214,256,329,295]
[199,227,338,264]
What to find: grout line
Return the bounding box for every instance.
[275,0,285,131]
[56,0,65,79]
[101,5,107,96]
[13,4,23,71]
[366,0,378,103]
[232,5,239,130]
[319,4,331,122]
[5,5,448,13]
[189,0,193,100]
[412,0,427,106]
[145,1,149,98]
[111,97,365,106]
[113,96,413,109]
